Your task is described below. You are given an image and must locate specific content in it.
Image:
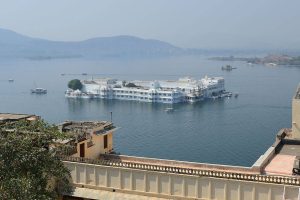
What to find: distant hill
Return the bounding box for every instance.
[0,28,184,59]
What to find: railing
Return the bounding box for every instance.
[59,155,300,186]
[100,154,256,173]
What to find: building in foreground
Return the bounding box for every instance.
[57,120,118,159]
[65,76,227,103]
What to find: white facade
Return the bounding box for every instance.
[201,75,225,98]
[65,76,226,104]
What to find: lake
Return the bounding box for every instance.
[0,55,299,166]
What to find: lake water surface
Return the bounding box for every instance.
[0,56,299,166]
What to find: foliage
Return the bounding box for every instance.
[125,82,138,87]
[0,120,73,200]
[67,79,83,90]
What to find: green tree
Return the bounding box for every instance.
[0,120,73,200]
[68,79,83,90]
[125,82,137,87]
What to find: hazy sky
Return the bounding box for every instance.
[1,0,300,49]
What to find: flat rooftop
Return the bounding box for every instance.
[60,121,115,135]
[58,121,116,144]
[0,113,38,123]
[264,154,295,176]
[264,140,300,176]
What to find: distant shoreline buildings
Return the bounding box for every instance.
[65,76,228,103]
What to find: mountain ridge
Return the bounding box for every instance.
[0,28,184,59]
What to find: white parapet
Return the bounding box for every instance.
[63,159,300,200]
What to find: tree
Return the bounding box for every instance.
[0,120,73,200]
[68,79,83,90]
[125,82,137,87]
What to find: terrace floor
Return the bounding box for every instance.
[264,143,300,176]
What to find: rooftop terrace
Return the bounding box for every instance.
[59,120,116,143]
[0,113,38,123]
[264,132,300,176]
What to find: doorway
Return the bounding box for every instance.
[79,143,85,157]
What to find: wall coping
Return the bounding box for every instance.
[60,155,300,186]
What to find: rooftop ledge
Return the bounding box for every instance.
[61,153,300,186]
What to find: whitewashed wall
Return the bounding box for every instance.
[64,161,300,200]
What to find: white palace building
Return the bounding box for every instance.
[65,76,227,104]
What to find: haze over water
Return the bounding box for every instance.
[0,56,299,166]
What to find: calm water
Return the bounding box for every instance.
[0,56,299,166]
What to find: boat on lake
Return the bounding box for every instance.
[65,89,94,99]
[210,91,233,99]
[221,65,237,71]
[164,108,174,113]
[31,88,47,94]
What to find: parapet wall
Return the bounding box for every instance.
[61,156,300,186]
[100,154,258,174]
[63,158,300,200]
